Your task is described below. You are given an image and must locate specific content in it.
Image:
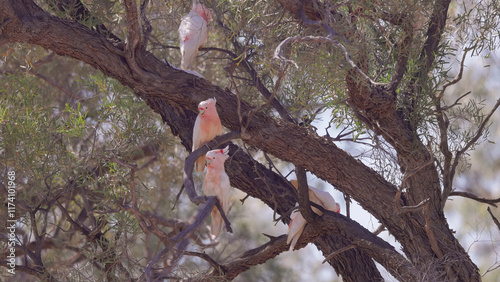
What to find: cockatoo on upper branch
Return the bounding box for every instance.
[192,98,222,172]
[287,180,341,251]
[203,146,231,237]
[178,3,211,70]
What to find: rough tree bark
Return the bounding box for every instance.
[0,0,482,280]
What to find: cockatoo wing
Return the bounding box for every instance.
[220,172,231,215]
[210,172,230,237]
[192,115,205,172]
[210,206,223,237]
[203,171,222,237]
[290,180,340,213]
[287,207,307,251]
[309,187,339,213]
[179,12,208,70]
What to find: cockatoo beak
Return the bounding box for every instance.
[198,107,205,116]
[206,158,211,167]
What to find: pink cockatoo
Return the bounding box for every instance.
[192,98,222,172]
[287,180,341,251]
[178,3,211,70]
[203,146,231,237]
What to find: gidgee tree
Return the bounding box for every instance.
[1,0,500,281]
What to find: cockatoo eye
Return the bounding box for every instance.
[205,107,208,109]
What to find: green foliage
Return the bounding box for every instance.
[0,70,178,279]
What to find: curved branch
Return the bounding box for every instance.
[214,234,288,280]
[209,208,416,281]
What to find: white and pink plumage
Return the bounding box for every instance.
[203,146,231,237]
[178,3,211,70]
[192,98,222,172]
[287,180,341,251]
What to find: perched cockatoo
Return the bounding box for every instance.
[192,98,222,172]
[203,146,231,237]
[178,3,211,70]
[287,180,341,251]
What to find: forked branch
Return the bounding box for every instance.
[443,99,500,205]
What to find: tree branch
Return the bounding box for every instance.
[449,191,500,207]
[182,250,226,276]
[417,0,452,76]
[322,245,357,263]
[214,234,288,280]
[444,99,500,204]
[487,207,500,232]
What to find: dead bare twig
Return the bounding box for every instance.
[449,191,500,207]
[145,196,217,282]
[487,207,500,232]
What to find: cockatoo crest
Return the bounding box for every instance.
[206,145,229,168]
[192,3,211,22]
